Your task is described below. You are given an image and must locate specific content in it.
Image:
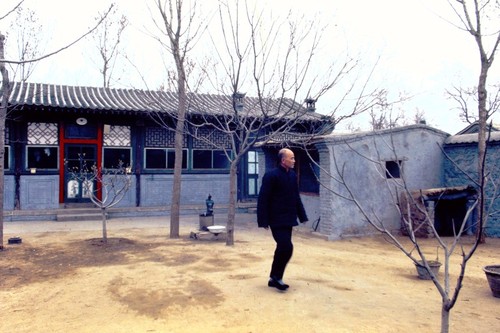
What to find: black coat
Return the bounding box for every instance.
[257,165,308,228]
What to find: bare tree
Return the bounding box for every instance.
[90,4,129,88]
[0,33,8,250]
[0,4,114,250]
[5,4,43,82]
[366,91,421,130]
[308,130,484,333]
[447,84,500,125]
[369,106,427,130]
[68,159,132,243]
[149,0,205,239]
[179,0,390,246]
[447,0,500,243]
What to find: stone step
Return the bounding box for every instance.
[247,207,257,214]
[56,209,107,222]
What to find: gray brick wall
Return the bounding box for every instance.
[444,143,500,237]
[4,175,15,210]
[140,174,230,207]
[20,175,59,209]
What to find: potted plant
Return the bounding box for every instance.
[483,265,500,298]
[415,260,442,280]
[414,247,442,280]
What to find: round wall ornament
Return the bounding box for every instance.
[76,117,87,125]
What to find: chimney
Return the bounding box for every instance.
[305,98,316,112]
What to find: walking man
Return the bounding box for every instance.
[257,148,308,291]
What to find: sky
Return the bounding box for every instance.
[1,0,499,134]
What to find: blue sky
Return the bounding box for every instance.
[1,0,498,134]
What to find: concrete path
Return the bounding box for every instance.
[3,213,259,235]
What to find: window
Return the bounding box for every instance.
[27,146,58,170]
[192,150,231,169]
[213,150,230,169]
[247,151,259,196]
[65,123,97,139]
[27,122,59,170]
[145,148,187,169]
[385,160,402,179]
[103,148,131,169]
[4,146,10,170]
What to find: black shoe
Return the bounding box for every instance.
[268,277,289,291]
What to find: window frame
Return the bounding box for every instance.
[26,145,59,171]
[144,148,188,170]
[191,149,231,170]
[102,147,132,170]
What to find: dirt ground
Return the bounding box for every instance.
[1,214,499,333]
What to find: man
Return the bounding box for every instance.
[257,148,308,291]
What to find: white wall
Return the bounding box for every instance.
[317,125,448,240]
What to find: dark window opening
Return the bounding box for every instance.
[4,146,9,170]
[385,160,402,179]
[103,148,131,169]
[213,150,230,169]
[65,123,97,139]
[167,150,187,169]
[146,149,166,169]
[145,148,187,169]
[27,146,58,170]
[192,150,231,169]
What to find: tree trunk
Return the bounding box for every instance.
[440,304,450,333]
[226,161,238,246]
[169,57,187,239]
[169,117,183,239]
[0,33,9,250]
[476,54,489,243]
[101,207,108,243]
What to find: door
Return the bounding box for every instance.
[245,150,259,199]
[64,144,98,203]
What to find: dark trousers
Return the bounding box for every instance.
[270,226,294,280]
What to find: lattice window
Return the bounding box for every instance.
[27,122,58,144]
[145,127,187,148]
[103,125,131,147]
[192,128,231,149]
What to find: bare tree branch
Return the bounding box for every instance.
[0,4,115,65]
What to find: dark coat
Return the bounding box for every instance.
[257,165,308,228]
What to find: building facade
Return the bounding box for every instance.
[443,131,500,237]
[313,125,450,239]
[2,82,327,217]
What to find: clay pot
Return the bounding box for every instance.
[415,260,441,280]
[483,265,500,298]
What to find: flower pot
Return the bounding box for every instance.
[415,260,441,280]
[483,265,500,298]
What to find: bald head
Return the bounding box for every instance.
[278,148,295,171]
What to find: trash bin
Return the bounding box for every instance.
[199,214,214,231]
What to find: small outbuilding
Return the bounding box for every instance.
[399,186,478,238]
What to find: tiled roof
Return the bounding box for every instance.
[454,121,500,135]
[315,124,449,144]
[445,131,500,144]
[3,81,323,121]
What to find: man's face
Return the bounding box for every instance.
[281,150,295,170]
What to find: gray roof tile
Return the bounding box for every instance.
[4,82,324,122]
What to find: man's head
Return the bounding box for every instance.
[278,148,295,171]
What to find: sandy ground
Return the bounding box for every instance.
[1,214,499,333]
